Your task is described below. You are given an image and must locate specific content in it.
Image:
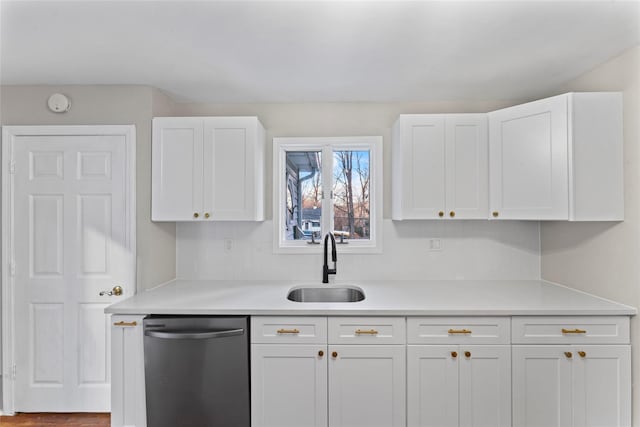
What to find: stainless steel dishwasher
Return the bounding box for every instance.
[143,316,250,427]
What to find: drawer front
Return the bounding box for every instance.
[328,317,406,344]
[251,316,327,344]
[512,316,630,344]
[407,317,510,344]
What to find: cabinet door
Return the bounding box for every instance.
[407,345,458,427]
[512,346,572,427]
[151,118,204,221]
[203,117,264,220]
[445,115,488,219]
[111,316,146,427]
[489,95,568,219]
[251,344,327,427]
[459,346,511,427]
[329,345,406,427]
[572,345,631,427]
[393,115,446,219]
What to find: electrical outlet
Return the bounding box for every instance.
[428,238,442,251]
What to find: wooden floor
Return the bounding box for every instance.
[0,413,110,426]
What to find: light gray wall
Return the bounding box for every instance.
[540,46,640,425]
[0,85,177,291]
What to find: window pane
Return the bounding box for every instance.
[333,150,370,240]
[285,151,322,241]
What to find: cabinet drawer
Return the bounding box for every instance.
[251,317,327,344]
[407,317,510,344]
[328,317,406,344]
[512,316,630,344]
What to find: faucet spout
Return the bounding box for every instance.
[322,232,337,283]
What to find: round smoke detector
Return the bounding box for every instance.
[47,93,71,113]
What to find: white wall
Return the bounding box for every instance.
[174,101,541,281]
[540,46,640,425]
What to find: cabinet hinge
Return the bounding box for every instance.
[9,261,15,276]
[12,365,16,380]
[9,161,15,174]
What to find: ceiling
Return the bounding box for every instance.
[1,1,639,104]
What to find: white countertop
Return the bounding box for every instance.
[105,279,637,316]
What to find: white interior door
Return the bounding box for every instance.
[3,126,135,412]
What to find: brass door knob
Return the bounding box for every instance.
[565,352,573,358]
[99,285,123,297]
[438,211,444,218]
[451,351,458,358]
[578,351,586,358]
[492,211,499,218]
[193,212,199,218]
[318,350,324,357]
[332,351,338,358]
[464,351,471,358]
[204,212,210,219]
[449,211,456,218]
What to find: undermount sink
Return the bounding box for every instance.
[287,286,365,303]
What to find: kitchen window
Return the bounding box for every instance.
[273,136,383,253]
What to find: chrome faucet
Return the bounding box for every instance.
[322,232,337,283]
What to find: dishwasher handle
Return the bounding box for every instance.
[144,328,244,340]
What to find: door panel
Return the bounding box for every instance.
[407,345,458,427]
[459,346,511,427]
[329,345,406,427]
[151,118,203,220]
[446,115,488,218]
[400,116,446,218]
[251,344,328,427]
[489,95,568,219]
[512,346,572,427]
[10,129,134,412]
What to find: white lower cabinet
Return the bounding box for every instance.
[407,316,512,427]
[251,344,328,427]
[250,316,406,427]
[511,316,631,427]
[512,345,631,427]
[407,345,511,427]
[110,315,146,427]
[110,314,633,427]
[329,345,406,427]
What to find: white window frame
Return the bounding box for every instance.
[273,136,383,254]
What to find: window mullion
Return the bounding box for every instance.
[322,145,334,238]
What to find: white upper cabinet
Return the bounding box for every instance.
[152,116,265,221]
[489,92,623,221]
[392,114,488,220]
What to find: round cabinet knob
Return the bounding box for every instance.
[449,211,456,218]
[451,351,458,358]
[438,211,444,218]
[464,351,471,358]
[318,350,324,357]
[565,352,573,359]
[193,212,199,219]
[204,212,210,219]
[332,351,338,358]
[492,211,499,218]
[578,351,586,358]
